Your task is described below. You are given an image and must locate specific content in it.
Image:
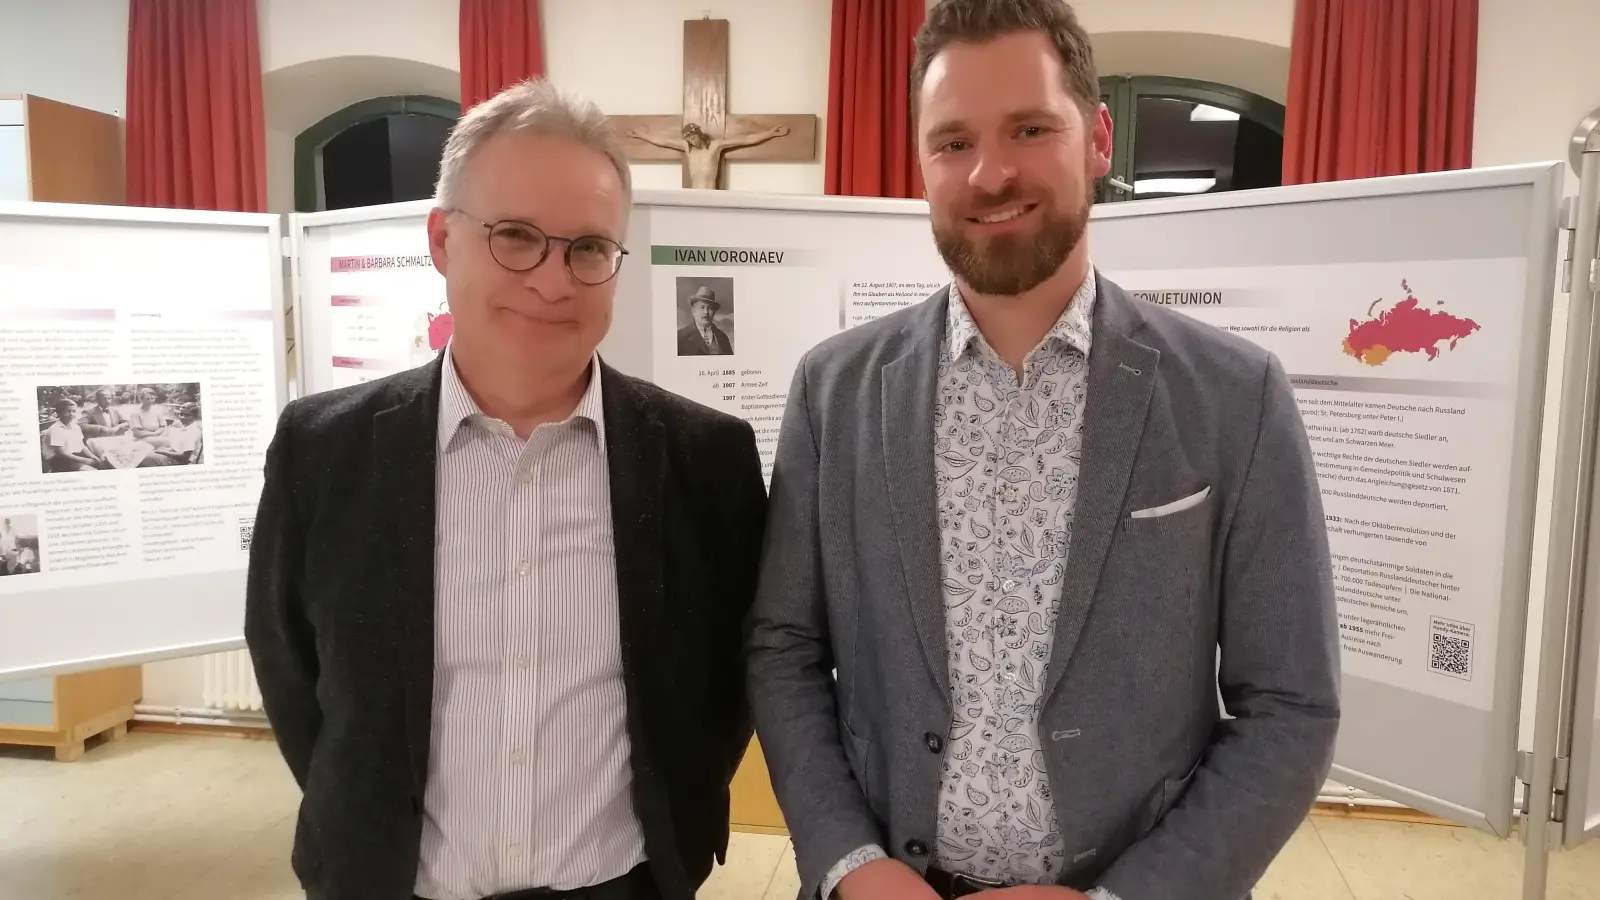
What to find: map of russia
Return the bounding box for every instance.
[1342,279,1481,367]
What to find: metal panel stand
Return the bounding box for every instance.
[1523,107,1600,900]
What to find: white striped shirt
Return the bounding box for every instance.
[414,344,647,900]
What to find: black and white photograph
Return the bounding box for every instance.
[0,513,42,577]
[675,275,736,356]
[36,383,206,473]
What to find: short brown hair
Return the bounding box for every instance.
[910,0,1099,119]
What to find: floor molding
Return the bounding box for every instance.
[1311,801,1458,826]
[129,720,275,741]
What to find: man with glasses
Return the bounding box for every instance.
[245,78,768,900]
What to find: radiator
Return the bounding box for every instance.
[202,649,264,712]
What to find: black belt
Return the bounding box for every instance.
[417,862,655,900]
[924,867,1009,899]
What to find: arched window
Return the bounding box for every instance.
[294,95,461,212]
[1096,76,1285,203]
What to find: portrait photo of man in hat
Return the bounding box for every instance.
[676,278,735,356]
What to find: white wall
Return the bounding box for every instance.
[1071,0,1293,47]
[259,0,457,75]
[0,0,128,115]
[1005,0,1295,104]
[1472,0,1600,751]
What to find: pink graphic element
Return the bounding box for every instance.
[9,309,117,321]
[427,312,454,351]
[331,295,363,306]
[332,356,375,369]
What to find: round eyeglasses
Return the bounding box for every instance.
[457,213,628,285]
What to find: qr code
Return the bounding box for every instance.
[1429,616,1473,681]
[238,520,254,553]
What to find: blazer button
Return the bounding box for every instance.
[925,733,944,753]
[906,840,928,857]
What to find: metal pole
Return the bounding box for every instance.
[1524,109,1600,900]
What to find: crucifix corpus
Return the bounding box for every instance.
[610,18,819,190]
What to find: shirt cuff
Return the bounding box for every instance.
[1086,888,1123,900]
[819,843,888,899]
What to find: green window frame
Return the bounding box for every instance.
[294,95,461,213]
[1096,76,1286,203]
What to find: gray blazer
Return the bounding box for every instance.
[746,273,1340,900]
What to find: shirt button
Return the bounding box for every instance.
[514,655,531,669]
[925,733,944,753]
[1002,579,1018,592]
[510,747,528,764]
[515,560,531,576]
[905,840,928,857]
[506,841,523,857]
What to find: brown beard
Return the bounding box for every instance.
[932,180,1092,296]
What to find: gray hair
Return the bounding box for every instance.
[434,78,633,213]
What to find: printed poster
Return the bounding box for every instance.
[1108,258,1527,714]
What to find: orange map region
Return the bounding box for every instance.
[1343,297,1480,367]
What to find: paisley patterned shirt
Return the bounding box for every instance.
[930,274,1094,884]
[822,273,1117,900]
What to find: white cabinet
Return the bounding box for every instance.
[0,125,28,200]
[0,97,28,201]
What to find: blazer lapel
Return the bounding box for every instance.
[600,362,669,680]
[369,356,444,797]
[597,362,683,889]
[882,291,954,699]
[1043,277,1160,705]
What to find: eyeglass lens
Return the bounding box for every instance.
[487,221,622,284]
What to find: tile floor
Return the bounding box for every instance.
[3,730,1599,900]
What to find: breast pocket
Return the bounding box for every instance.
[1099,484,1216,662]
[1121,485,1215,578]
[1129,485,1211,521]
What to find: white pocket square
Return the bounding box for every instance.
[1130,486,1211,519]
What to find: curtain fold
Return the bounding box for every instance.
[1283,0,1478,183]
[125,0,267,211]
[825,0,925,198]
[460,0,547,113]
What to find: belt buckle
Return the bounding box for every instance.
[951,872,1007,896]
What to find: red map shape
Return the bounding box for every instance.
[1342,286,1479,367]
[427,312,454,351]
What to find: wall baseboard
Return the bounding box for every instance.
[1310,802,1458,826]
[131,704,271,737]
[129,719,275,740]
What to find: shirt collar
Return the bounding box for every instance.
[437,340,606,452]
[946,266,1098,363]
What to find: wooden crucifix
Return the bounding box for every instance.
[609,18,818,190]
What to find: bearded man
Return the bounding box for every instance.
[744,2,1341,900]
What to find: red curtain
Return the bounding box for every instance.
[1283,0,1478,184]
[825,0,925,198]
[460,0,546,113]
[125,0,267,211]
